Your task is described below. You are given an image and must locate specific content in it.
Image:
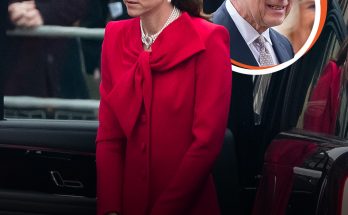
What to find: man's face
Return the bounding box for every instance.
[234,0,293,33]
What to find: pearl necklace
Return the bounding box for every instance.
[140,6,180,49]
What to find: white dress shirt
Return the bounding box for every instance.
[225,0,279,65]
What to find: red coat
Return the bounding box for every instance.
[96,13,232,215]
[304,61,341,134]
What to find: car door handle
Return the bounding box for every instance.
[50,171,84,189]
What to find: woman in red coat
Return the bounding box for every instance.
[96,0,232,214]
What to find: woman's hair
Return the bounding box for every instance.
[336,37,348,67]
[171,0,211,21]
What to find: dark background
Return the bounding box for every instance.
[0,0,8,120]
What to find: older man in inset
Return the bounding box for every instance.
[213,0,294,66]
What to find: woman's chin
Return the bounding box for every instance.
[125,7,144,17]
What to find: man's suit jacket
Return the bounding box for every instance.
[212,2,294,66]
[212,1,294,187]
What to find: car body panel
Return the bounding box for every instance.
[0,119,97,214]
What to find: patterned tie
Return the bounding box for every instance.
[253,35,274,66]
[253,74,271,125]
[253,35,274,125]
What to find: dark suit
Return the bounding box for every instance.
[212,2,294,213]
[212,2,294,66]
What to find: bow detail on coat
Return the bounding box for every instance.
[110,13,206,137]
[112,51,152,137]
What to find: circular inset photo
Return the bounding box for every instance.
[213,0,327,75]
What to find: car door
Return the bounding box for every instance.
[0,119,97,215]
[253,0,348,214]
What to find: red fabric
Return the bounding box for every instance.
[96,13,232,215]
[252,139,317,215]
[303,61,342,134]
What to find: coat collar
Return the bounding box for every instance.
[112,13,206,137]
[123,12,206,71]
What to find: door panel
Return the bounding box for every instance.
[0,119,97,214]
[0,190,95,215]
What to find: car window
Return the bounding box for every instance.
[297,32,348,138]
[290,0,348,139]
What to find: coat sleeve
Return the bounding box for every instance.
[35,0,87,26]
[96,23,126,215]
[151,25,232,215]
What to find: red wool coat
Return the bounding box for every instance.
[96,12,232,215]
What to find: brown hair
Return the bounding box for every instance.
[171,0,211,21]
[336,37,348,67]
